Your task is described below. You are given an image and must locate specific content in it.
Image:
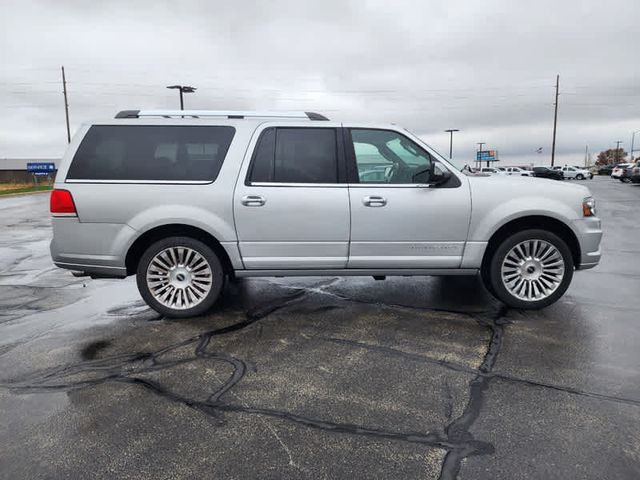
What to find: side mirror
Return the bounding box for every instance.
[429,165,451,186]
[412,164,451,186]
[412,163,452,186]
[412,167,431,184]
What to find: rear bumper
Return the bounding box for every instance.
[571,216,602,270]
[53,261,127,278]
[50,217,134,278]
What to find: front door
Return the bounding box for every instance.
[234,125,349,269]
[345,127,471,269]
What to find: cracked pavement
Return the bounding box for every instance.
[1,177,639,479]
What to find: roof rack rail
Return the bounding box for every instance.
[114,110,329,121]
[114,110,141,118]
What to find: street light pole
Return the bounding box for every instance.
[477,142,485,170]
[444,129,459,158]
[166,85,197,110]
[631,130,640,162]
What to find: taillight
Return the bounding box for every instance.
[50,189,77,216]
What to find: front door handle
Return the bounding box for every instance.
[241,195,266,207]
[362,195,387,207]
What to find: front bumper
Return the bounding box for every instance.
[571,216,602,270]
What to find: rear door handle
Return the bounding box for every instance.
[241,195,266,207]
[362,195,387,207]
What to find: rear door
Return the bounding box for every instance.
[234,123,350,270]
[345,127,471,269]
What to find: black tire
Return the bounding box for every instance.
[576,174,584,180]
[480,263,496,297]
[487,229,574,309]
[136,236,224,318]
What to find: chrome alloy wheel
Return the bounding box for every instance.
[146,247,213,310]
[500,239,565,301]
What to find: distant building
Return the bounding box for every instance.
[0,158,59,183]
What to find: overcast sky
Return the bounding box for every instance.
[1,0,639,166]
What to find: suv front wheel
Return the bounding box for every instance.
[136,236,224,318]
[486,229,574,309]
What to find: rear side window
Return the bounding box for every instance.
[67,125,235,181]
[248,127,338,183]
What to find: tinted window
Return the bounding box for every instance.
[249,128,338,183]
[350,129,432,184]
[68,125,235,181]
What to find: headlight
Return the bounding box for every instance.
[582,196,596,217]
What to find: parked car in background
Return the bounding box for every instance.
[621,164,636,183]
[630,161,640,184]
[611,163,634,180]
[553,165,592,180]
[532,167,564,180]
[504,166,533,176]
[598,164,615,175]
[480,167,505,175]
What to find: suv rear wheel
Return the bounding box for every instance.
[486,229,574,309]
[136,236,224,318]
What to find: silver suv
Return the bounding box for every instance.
[50,110,602,317]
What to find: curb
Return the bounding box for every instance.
[0,189,52,199]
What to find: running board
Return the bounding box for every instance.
[235,268,479,278]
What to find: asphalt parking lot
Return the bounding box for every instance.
[1,176,639,479]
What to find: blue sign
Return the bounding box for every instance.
[477,150,498,162]
[27,162,56,173]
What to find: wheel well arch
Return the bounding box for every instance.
[481,215,581,271]
[125,224,233,276]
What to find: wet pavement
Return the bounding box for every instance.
[1,177,639,479]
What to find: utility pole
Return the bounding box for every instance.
[551,74,559,167]
[61,66,71,144]
[477,142,485,170]
[444,129,459,158]
[615,140,622,163]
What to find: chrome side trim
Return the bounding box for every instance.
[235,268,479,277]
[347,183,435,188]
[65,179,212,184]
[246,182,346,188]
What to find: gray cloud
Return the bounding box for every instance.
[1,0,639,165]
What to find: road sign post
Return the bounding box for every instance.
[476,150,498,167]
[27,162,57,186]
